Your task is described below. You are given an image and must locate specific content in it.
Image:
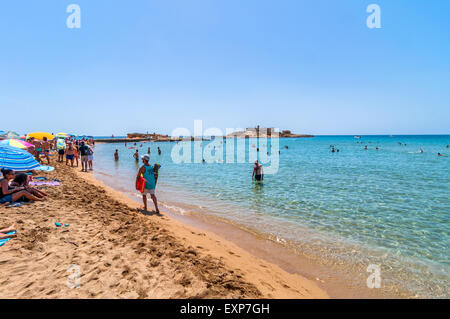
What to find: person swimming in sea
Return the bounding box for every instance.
[157,147,161,155]
[252,160,264,182]
[133,150,139,161]
[114,149,119,161]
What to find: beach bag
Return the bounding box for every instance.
[136,175,146,193]
[154,163,161,185]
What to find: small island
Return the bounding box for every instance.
[225,127,313,139]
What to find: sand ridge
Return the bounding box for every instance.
[0,161,327,298]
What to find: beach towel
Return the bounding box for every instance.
[35,165,54,172]
[29,181,60,186]
[33,177,48,181]
[0,231,17,247]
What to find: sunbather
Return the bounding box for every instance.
[0,225,16,239]
[0,169,45,204]
[10,173,48,199]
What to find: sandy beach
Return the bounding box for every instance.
[0,161,328,299]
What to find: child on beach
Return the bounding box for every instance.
[87,145,94,170]
[136,154,159,213]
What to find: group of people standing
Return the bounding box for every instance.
[56,138,95,172]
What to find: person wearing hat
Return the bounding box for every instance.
[136,154,160,213]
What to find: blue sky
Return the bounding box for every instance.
[0,0,449,136]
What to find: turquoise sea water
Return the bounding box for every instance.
[93,135,449,298]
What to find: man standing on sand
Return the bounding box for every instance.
[252,160,264,182]
[136,154,160,213]
[42,137,51,165]
[79,141,89,172]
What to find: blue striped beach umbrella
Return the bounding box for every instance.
[0,145,41,171]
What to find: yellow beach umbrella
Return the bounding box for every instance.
[27,132,55,140]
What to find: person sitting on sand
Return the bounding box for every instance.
[114,149,119,161]
[10,173,48,199]
[0,225,16,239]
[136,154,160,213]
[252,160,264,182]
[0,169,44,204]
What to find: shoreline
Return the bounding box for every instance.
[93,171,411,299]
[0,161,328,298]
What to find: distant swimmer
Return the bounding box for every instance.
[438,153,446,157]
[376,147,379,150]
[284,146,289,149]
[148,147,151,154]
[331,147,335,153]
[157,147,161,155]
[337,149,340,153]
[364,146,368,150]
[114,149,119,161]
[446,145,449,148]
[420,149,424,153]
[133,150,139,161]
[252,160,264,182]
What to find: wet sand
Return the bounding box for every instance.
[0,161,327,298]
